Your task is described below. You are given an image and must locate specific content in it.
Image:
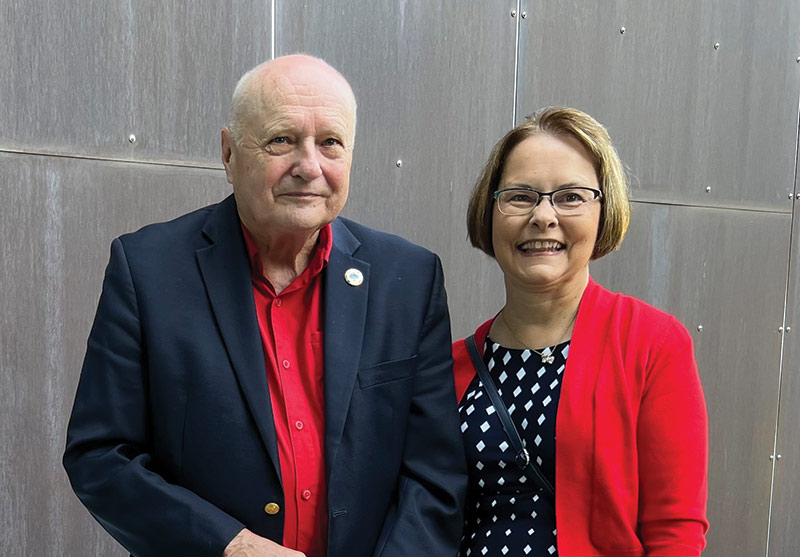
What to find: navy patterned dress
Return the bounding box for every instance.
[458,337,568,556]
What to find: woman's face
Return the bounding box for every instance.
[492,133,601,294]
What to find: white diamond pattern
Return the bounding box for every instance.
[458,337,569,557]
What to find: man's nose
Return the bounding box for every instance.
[292,140,324,181]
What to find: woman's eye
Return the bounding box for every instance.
[270,137,289,144]
[555,191,585,204]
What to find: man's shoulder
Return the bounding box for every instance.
[118,198,226,249]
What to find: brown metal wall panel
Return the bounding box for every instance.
[769,190,800,557]
[516,0,800,211]
[0,152,230,556]
[0,0,272,164]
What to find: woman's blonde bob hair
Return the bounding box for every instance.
[466,107,630,259]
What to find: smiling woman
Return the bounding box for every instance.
[490,133,602,294]
[452,107,709,557]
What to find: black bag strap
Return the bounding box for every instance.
[465,334,556,499]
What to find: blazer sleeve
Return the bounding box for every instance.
[636,317,709,556]
[373,255,468,556]
[63,238,244,557]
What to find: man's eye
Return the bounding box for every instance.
[270,137,289,145]
[322,138,342,147]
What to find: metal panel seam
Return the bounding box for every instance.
[0,148,224,171]
[765,61,800,557]
[512,0,521,126]
[271,0,276,60]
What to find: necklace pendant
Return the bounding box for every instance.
[541,353,555,364]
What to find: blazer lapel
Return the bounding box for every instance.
[323,219,369,475]
[196,196,281,482]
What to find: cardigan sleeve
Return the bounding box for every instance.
[636,316,709,556]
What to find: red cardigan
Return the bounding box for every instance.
[453,278,709,556]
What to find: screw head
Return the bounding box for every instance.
[796,56,800,63]
[395,159,402,168]
[790,193,795,199]
[714,42,720,50]
[128,134,136,144]
[620,26,626,34]
[705,186,711,193]
[521,11,527,19]
[511,9,517,17]
[696,325,703,332]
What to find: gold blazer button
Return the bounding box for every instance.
[264,502,280,515]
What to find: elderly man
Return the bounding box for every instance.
[64,55,466,557]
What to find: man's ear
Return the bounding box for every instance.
[221,128,235,185]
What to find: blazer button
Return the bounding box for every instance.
[264,502,280,515]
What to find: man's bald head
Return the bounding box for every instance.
[228,54,357,145]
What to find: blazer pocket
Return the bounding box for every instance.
[357,355,418,389]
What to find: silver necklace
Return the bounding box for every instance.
[499,310,577,365]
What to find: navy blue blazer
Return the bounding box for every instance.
[64,195,466,557]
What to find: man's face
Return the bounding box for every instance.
[222,63,356,239]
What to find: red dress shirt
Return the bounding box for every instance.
[242,223,332,557]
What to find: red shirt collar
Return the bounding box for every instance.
[240,222,333,294]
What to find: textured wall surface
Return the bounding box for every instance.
[1,1,798,556]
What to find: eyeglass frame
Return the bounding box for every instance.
[492,186,603,216]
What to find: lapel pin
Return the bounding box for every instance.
[344,268,364,287]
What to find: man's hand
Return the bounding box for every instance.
[222,529,306,557]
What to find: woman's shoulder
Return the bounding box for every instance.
[584,278,692,346]
[452,318,494,403]
[587,279,683,326]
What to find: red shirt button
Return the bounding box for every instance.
[275,298,282,307]
[295,420,304,430]
[282,360,290,369]
[302,489,312,501]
